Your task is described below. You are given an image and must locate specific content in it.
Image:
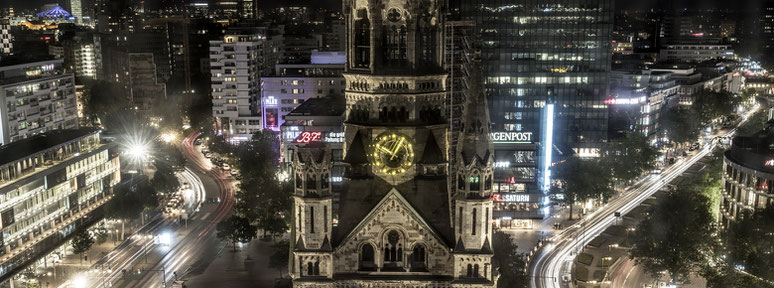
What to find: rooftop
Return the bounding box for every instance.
[0,128,99,167]
[286,96,345,117]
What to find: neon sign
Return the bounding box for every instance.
[293,132,322,143]
[766,159,774,167]
[265,96,278,106]
[604,96,646,105]
[490,132,533,143]
[492,193,530,202]
[292,132,345,143]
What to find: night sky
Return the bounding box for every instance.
[1,0,769,13]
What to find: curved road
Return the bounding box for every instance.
[75,132,236,288]
[530,106,759,288]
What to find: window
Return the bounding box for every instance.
[354,10,370,68]
[458,207,463,230]
[472,208,477,235]
[309,206,315,233]
[485,208,490,234]
[323,206,328,232]
[410,244,427,271]
[359,244,376,271]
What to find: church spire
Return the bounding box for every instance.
[457,63,493,166]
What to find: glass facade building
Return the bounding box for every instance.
[454,0,613,225]
[455,0,613,155]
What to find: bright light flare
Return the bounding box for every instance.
[72,274,88,288]
[127,143,149,162]
[161,133,176,143]
[159,232,172,245]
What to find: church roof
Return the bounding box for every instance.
[332,178,453,247]
[343,131,369,164]
[419,133,445,164]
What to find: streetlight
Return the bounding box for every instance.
[161,133,176,143]
[72,274,87,288]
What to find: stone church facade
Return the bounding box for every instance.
[289,0,498,287]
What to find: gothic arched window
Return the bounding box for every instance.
[321,173,329,189]
[354,10,370,68]
[359,243,376,271]
[383,230,403,267]
[410,244,427,271]
[474,264,480,277]
[467,264,473,277]
[307,262,314,276]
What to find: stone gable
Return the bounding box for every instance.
[333,190,453,274]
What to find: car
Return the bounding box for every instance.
[235,175,243,180]
[194,139,202,145]
[222,163,230,170]
[651,168,663,174]
[231,169,239,176]
[682,151,688,157]
[204,153,212,158]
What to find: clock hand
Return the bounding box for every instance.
[379,146,393,154]
[389,138,404,160]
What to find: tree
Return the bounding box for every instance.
[71,226,94,264]
[552,157,615,220]
[628,187,715,284]
[736,109,769,136]
[723,206,774,281]
[661,106,701,145]
[151,164,180,195]
[217,215,257,251]
[232,130,292,237]
[269,240,290,277]
[692,89,740,124]
[601,132,659,183]
[492,231,528,288]
[105,180,158,239]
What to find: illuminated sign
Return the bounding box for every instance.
[265,96,278,106]
[604,97,646,105]
[766,159,774,167]
[294,132,321,143]
[292,131,344,143]
[492,193,530,202]
[494,161,510,168]
[490,132,533,143]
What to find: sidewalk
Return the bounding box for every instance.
[184,236,283,288]
[502,205,579,254]
[7,219,144,288]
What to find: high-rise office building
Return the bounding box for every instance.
[70,0,82,23]
[456,0,613,156]
[454,0,612,226]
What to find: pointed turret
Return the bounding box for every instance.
[452,63,495,282]
[457,65,494,167]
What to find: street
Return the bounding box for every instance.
[68,132,236,288]
[529,106,759,288]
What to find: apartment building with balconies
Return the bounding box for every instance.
[0,58,78,146]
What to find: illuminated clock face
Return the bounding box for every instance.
[372,133,414,175]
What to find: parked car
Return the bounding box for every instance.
[204,152,212,158]
[222,163,230,170]
[230,169,239,176]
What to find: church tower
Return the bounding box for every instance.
[290,0,495,286]
[290,146,334,279]
[453,67,495,281]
